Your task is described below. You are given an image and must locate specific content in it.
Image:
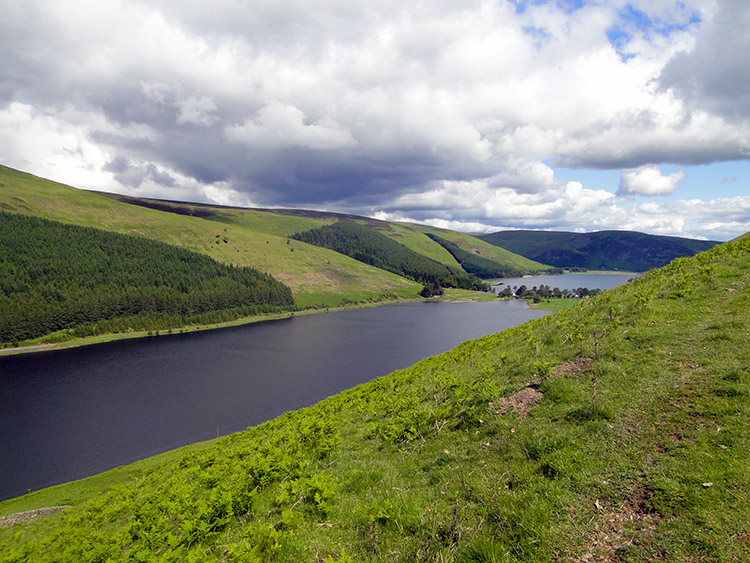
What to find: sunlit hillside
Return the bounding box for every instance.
[1,228,746,562]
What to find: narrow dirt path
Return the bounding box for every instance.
[0,506,70,529]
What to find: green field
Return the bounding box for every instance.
[2,230,747,561]
[407,223,551,273]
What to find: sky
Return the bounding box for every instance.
[1,0,748,241]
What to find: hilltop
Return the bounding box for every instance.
[1,229,746,560]
[478,229,719,272]
[0,166,546,301]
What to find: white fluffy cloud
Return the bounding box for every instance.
[0,0,748,240]
[618,165,685,196]
[225,101,356,150]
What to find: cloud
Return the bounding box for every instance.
[617,165,684,196]
[177,96,219,127]
[0,0,748,241]
[225,101,356,150]
[377,182,750,241]
[659,0,750,121]
[103,156,177,188]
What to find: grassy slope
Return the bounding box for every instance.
[408,223,552,273]
[368,221,461,267]
[0,166,418,307]
[2,234,747,561]
[342,218,548,274]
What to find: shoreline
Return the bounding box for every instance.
[0,290,500,358]
[0,270,628,357]
[0,300,407,357]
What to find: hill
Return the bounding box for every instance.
[1,233,747,561]
[407,224,551,274]
[0,165,541,316]
[0,166,419,311]
[477,229,719,271]
[0,211,293,345]
[290,220,486,292]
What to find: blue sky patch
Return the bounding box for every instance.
[508,0,588,14]
[607,3,702,46]
[523,25,553,48]
[605,3,701,63]
[554,161,749,203]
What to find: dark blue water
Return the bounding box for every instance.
[0,300,549,501]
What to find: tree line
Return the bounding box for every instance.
[290,221,487,294]
[496,283,602,302]
[0,211,294,344]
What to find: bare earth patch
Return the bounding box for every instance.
[489,359,595,419]
[489,387,543,418]
[570,496,659,562]
[0,506,70,529]
[550,358,594,379]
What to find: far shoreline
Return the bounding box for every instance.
[0,269,633,357]
[0,289,502,358]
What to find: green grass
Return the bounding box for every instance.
[441,288,501,302]
[377,222,461,266]
[0,166,419,307]
[530,298,579,311]
[0,441,218,518]
[406,223,552,273]
[1,233,747,561]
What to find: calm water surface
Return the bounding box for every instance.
[0,300,550,500]
[491,272,638,293]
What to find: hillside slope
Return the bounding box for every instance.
[290,220,485,291]
[1,233,747,561]
[409,223,551,275]
[0,211,293,345]
[0,166,419,307]
[478,229,719,271]
[1,166,543,309]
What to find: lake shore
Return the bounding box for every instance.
[0,289,501,357]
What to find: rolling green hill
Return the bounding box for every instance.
[0,165,543,318]
[290,220,486,291]
[1,231,747,561]
[477,229,719,272]
[0,211,293,345]
[407,223,551,275]
[424,233,528,278]
[0,165,420,310]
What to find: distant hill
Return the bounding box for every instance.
[290,220,486,292]
[476,229,720,271]
[395,222,551,275]
[0,164,541,317]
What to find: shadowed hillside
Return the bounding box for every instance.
[478,229,719,271]
[290,220,487,292]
